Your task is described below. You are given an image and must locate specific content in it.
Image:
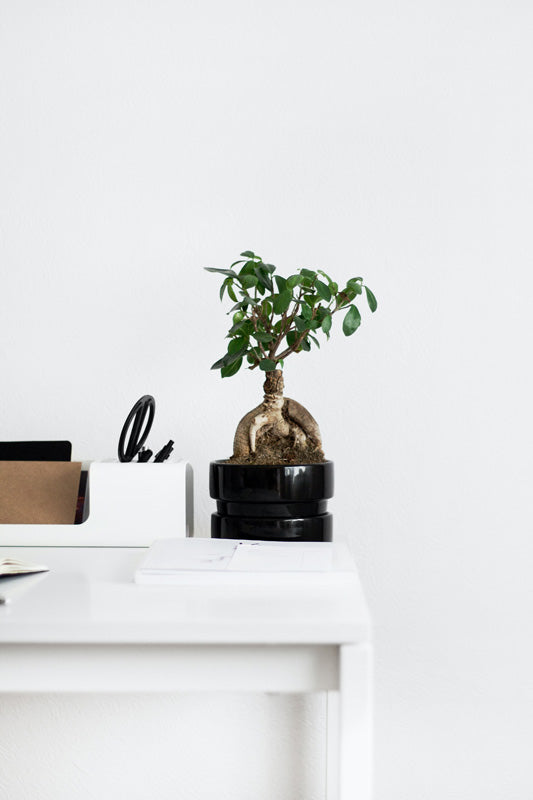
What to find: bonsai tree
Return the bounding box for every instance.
[206,250,377,465]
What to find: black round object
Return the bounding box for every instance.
[209,460,334,503]
[209,461,334,542]
[216,500,329,518]
[211,513,333,542]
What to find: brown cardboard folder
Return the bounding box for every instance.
[0,461,82,524]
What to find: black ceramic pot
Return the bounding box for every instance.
[209,460,334,542]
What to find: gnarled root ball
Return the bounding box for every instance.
[230,370,326,465]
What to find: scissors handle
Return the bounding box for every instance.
[118,395,156,462]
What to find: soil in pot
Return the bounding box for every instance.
[225,427,326,466]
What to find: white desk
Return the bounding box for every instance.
[0,544,372,800]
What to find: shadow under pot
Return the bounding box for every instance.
[209,460,334,542]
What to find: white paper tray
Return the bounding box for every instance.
[0,461,193,547]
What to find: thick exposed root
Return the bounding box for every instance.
[231,370,325,464]
[249,409,290,453]
[232,402,264,457]
[284,398,322,446]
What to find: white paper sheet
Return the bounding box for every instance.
[228,542,333,572]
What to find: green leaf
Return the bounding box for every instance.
[238,274,258,290]
[212,348,246,370]
[259,358,277,371]
[347,278,363,295]
[219,281,228,301]
[240,250,257,258]
[308,319,320,331]
[273,290,292,314]
[221,357,243,378]
[251,331,274,343]
[227,284,238,302]
[321,313,332,336]
[205,267,238,277]
[227,320,246,336]
[261,299,272,317]
[294,315,308,332]
[211,354,231,370]
[239,295,259,308]
[286,330,298,347]
[229,300,249,312]
[228,337,248,354]
[274,275,287,293]
[315,279,331,302]
[226,348,247,365]
[287,274,302,290]
[365,286,378,312]
[300,302,313,321]
[342,305,361,336]
[300,268,316,280]
[300,338,311,351]
[254,266,273,292]
[239,260,257,276]
[317,269,332,283]
[308,333,320,348]
[263,263,277,274]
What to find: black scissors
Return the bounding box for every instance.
[118,395,174,463]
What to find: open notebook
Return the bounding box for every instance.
[0,557,49,577]
[134,538,353,585]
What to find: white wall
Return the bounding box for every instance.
[1,1,532,798]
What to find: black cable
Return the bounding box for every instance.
[153,440,174,463]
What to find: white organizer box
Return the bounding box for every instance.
[0,461,193,547]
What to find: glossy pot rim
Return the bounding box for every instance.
[209,459,334,502]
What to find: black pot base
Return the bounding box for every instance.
[211,513,333,542]
[216,499,329,519]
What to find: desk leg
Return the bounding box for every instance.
[326,643,373,800]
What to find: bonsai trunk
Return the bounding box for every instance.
[231,370,326,465]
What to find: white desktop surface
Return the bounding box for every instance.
[0,545,370,645]
[0,543,372,800]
